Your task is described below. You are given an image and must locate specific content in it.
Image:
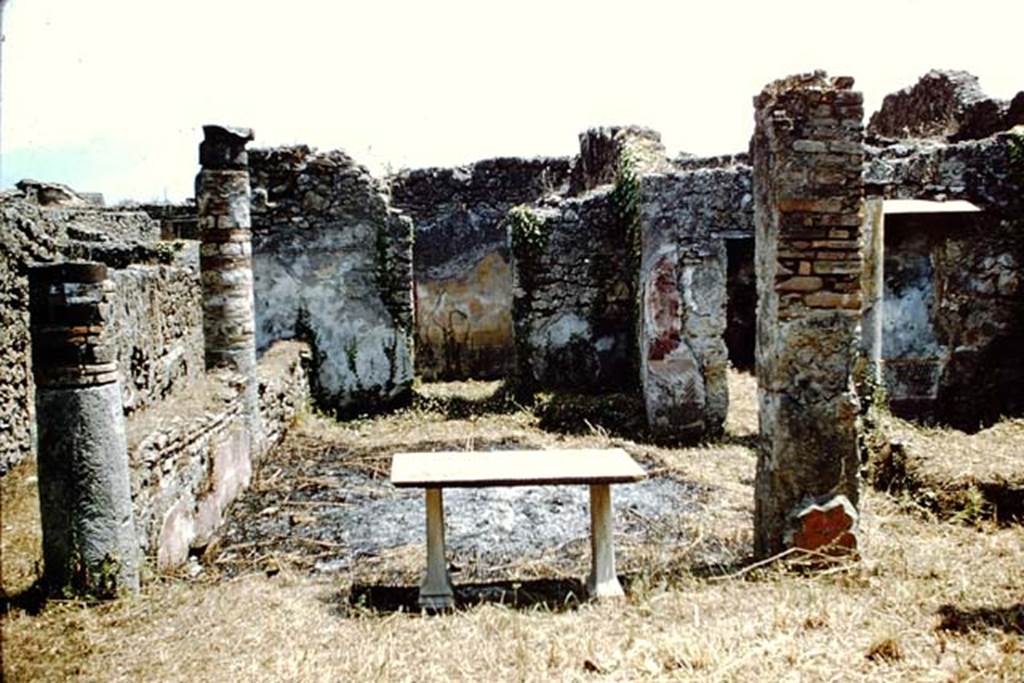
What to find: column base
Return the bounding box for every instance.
[418,590,455,611]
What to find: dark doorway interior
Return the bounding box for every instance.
[725,238,756,370]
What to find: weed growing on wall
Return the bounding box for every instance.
[507,205,546,397]
[610,151,641,238]
[609,151,642,391]
[294,304,335,413]
[374,219,409,329]
[508,205,546,268]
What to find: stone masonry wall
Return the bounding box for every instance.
[138,202,200,241]
[248,146,414,415]
[868,70,1024,143]
[509,189,635,392]
[389,157,571,380]
[3,180,310,566]
[569,126,671,195]
[666,154,758,370]
[108,260,204,415]
[866,132,1024,428]
[1,196,65,474]
[638,165,752,440]
[753,72,865,556]
[127,340,310,569]
[1,190,202,474]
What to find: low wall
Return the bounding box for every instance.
[127,340,310,569]
[5,185,311,569]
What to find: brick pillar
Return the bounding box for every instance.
[29,262,140,596]
[197,124,262,449]
[752,73,865,558]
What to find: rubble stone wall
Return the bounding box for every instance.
[248,146,414,415]
[638,166,752,440]
[108,260,204,415]
[868,70,1024,142]
[509,190,635,392]
[2,179,311,567]
[1,198,65,474]
[1,193,203,474]
[569,126,670,195]
[138,203,200,241]
[389,157,571,380]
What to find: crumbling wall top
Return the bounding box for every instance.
[570,125,670,194]
[754,71,855,108]
[868,70,1023,142]
[14,179,97,208]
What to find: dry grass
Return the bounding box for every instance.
[875,415,1024,523]
[0,458,42,598]
[3,370,1024,681]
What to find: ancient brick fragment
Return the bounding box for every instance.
[785,495,858,554]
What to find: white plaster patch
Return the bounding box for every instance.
[883,284,941,358]
[535,313,590,349]
[157,497,195,570]
[254,219,413,408]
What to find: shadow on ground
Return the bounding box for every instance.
[343,573,648,614]
[411,381,523,419]
[0,581,47,616]
[937,603,1024,634]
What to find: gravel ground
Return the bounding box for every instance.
[214,463,707,582]
[205,376,760,598]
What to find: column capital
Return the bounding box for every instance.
[199,124,254,170]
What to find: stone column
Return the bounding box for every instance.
[752,73,865,558]
[197,124,262,450]
[29,262,140,596]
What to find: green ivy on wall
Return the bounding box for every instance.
[609,151,643,392]
[507,205,546,268]
[610,151,641,238]
[507,204,546,397]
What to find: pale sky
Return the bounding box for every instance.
[1,0,1020,202]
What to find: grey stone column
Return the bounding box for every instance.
[752,73,865,558]
[197,124,262,450]
[29,262,140,596]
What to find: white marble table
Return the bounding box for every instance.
[390,448,646,609]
